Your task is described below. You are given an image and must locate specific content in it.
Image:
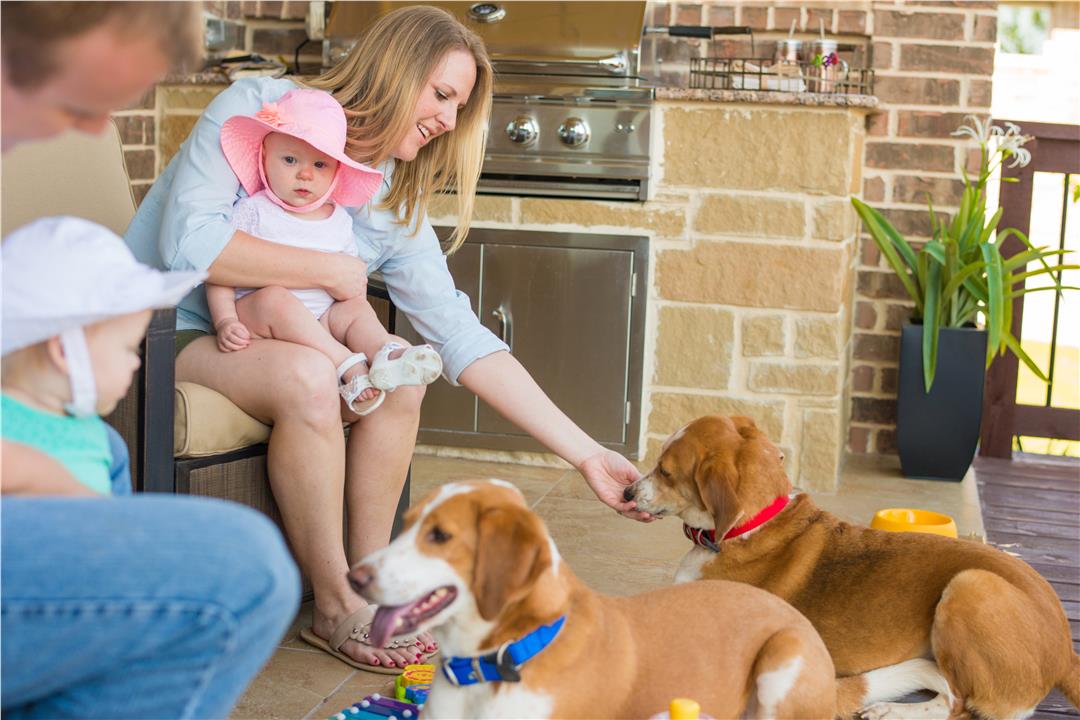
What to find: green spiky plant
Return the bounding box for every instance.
[851,116,1077,392]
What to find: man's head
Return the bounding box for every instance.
[0,1,202,149]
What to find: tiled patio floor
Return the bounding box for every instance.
[232,452,986,719]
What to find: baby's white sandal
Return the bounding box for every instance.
[336,353,385,416]
[368,342,443,392]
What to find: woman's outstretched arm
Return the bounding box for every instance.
[457,351,654,522]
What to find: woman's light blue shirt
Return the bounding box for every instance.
[123,77,507,384]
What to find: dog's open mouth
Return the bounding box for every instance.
[369,586,457,648]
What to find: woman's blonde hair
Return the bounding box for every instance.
[307,6,492,253]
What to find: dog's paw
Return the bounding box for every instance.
[858,702,894,720]
[858,697,951,720]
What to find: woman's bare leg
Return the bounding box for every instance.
[176,337,422,668]
[322,299,438,653]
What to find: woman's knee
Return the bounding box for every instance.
[269,350,341,426]
[385,384,425,416]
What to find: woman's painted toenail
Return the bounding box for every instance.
[372,659,380,665]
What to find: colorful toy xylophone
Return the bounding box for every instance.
[327,665,434,720]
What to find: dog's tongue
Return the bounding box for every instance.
[370,603,412,649]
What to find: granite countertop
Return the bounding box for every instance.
[163,71,879,110]
[656,87,879,109]
[163,70,231,85]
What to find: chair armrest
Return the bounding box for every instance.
[367,273,397,334]
[140,308,178,492]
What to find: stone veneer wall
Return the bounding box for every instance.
[649,1,998,456]
[429,102,869,492]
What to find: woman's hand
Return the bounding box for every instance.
[214,317,251,352]
[578,449,656,522]
[325,255,369,301]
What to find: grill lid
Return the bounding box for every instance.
[326,1,648,77]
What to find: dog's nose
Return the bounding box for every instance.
[623,485,636,503]
[347,564,374,595]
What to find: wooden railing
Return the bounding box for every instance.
[980,121,1080,458]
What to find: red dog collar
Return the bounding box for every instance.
[682,495,790,551]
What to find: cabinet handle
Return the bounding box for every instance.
[492,306,513,348]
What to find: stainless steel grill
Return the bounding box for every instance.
[326,1,656,201]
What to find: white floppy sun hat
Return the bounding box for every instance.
[2,216,205,356]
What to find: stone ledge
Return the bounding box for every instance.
[658,88,879,109]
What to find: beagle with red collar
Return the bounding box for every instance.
[349,480,842,719]
[624,415,1080,720]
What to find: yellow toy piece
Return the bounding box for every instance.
[669,698,701,719]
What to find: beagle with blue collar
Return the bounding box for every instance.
[624,414,1080,720]
[348,479,842,719]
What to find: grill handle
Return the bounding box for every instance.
[645,25,752,39]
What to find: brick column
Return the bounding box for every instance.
[850,1,997,455]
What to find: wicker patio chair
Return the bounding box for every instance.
[1,122,411,540]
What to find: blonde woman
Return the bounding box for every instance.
[125,6,650,674]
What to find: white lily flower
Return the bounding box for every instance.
[1005,146,1032,168]
[951,115,1032,169]
[951,114,990,144]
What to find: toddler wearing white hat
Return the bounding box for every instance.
[1,217,204,494]
[209,88,444,417]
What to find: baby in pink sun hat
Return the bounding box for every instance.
[211,88,443,415]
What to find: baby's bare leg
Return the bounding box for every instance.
[320,296,396,359]
[235,287,353,369]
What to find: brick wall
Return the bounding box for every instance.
[112,0,315,205]
[851,2,996,455]
[653,1,997,455]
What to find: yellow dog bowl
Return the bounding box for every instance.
[871,508,958,538]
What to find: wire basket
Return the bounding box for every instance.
[690,57,874,95]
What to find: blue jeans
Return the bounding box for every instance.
[1,427,301,718]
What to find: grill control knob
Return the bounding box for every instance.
[505,116,538,145]
[558,117,590,147]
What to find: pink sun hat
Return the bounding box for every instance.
[220,88,383,208]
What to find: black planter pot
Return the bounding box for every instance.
[896,323,988,481]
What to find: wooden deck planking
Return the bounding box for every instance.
[973,456,1080,719]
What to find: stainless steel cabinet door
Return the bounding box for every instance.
[399,243,481,432]
[475,244,634,444]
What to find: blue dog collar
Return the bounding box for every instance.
[441,615,567,686]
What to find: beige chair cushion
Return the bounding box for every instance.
[174,382,271,458]
[1,124,136,236]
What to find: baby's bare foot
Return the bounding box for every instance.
[341,360,379,401]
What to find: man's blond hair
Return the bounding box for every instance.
[1,1,203,88]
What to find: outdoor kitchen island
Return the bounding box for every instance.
[136,81,875,492]
[425,90,877,492]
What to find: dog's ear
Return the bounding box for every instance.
[472,505,549,621]
[738,434,793,501]
[693,454,744,537]
[729,416,759,438]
